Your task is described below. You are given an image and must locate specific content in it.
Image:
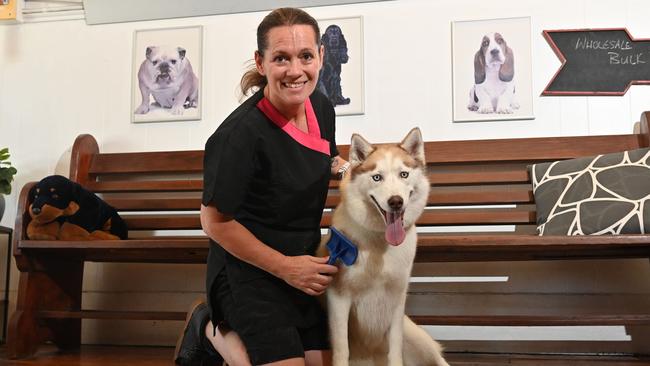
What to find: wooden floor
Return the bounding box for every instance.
[0,346,648,365]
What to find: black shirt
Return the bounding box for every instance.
[203,88,337,288]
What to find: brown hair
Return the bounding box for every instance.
[240,7,321,96]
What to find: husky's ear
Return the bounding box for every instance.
[400,127,425,164]
[349,133,374,165]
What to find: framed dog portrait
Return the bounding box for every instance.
[452,17,534,122]
[131,25,203,123]
[317,16,364,116]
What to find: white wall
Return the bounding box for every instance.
[1,0,650,347]
[3,0,650,227]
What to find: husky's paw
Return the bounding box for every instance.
[333,359,349,366]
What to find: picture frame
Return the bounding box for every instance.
[131,25,203,123]
[452,17,534,122]
[317,16,364,116]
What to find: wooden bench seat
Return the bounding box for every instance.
[8,112,650,358]
[16,234,650,262]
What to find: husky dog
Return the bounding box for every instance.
[319,128,449,366]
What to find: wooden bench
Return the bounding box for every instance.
[8,112,650,359]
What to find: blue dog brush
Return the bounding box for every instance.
[326,227,358,266]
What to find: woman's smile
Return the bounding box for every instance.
[255,24,323,116]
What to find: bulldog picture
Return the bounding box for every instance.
[134,45,199,116]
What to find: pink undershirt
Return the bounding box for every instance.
[257,96,331,156]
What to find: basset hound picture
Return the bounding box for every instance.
[467,32,520,114]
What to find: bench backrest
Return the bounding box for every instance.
[421,131,647,236]
[70,139,205,237]
[15,112,650,244]
[60,113,650,241]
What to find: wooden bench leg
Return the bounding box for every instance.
[7,260,84,359]
[8,271,48,359]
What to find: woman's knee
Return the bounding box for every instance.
[208,323,251,366]
[304,350,332,366]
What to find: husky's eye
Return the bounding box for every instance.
[371,174,382,182]
[400,171,409,179]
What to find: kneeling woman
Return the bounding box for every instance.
[174,7,349,366]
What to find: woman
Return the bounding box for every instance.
[174,7,350,366]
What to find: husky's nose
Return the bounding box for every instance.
[388,196,403,211]
[32,207,41,215]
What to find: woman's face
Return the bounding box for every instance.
[255,25,323,111]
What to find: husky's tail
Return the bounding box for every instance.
[403,316,450,366]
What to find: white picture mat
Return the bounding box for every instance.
[131,25,203,123]
[452,17,534,122]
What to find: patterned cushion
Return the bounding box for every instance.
[530,148,650,235]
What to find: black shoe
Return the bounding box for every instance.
[174,299,222,366]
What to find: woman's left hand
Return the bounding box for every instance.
[278,255,338,296]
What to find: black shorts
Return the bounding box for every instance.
[210,266,330,365]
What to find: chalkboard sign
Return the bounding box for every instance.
[543,28,650,95]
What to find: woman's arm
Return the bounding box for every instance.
[200,204,337,296]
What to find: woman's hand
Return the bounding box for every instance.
[330,155,350,179]
[279,255,338,296]
[202,205,339,296]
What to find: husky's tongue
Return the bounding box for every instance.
[385,211,406,246]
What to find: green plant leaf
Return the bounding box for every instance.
[0,181,10,195]
[0,167,17,180]
[0,148,16,195]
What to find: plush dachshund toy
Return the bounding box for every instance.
[26,175,128,240]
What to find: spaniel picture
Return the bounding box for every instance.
[318,24,351,107]
[316,17,364,115]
